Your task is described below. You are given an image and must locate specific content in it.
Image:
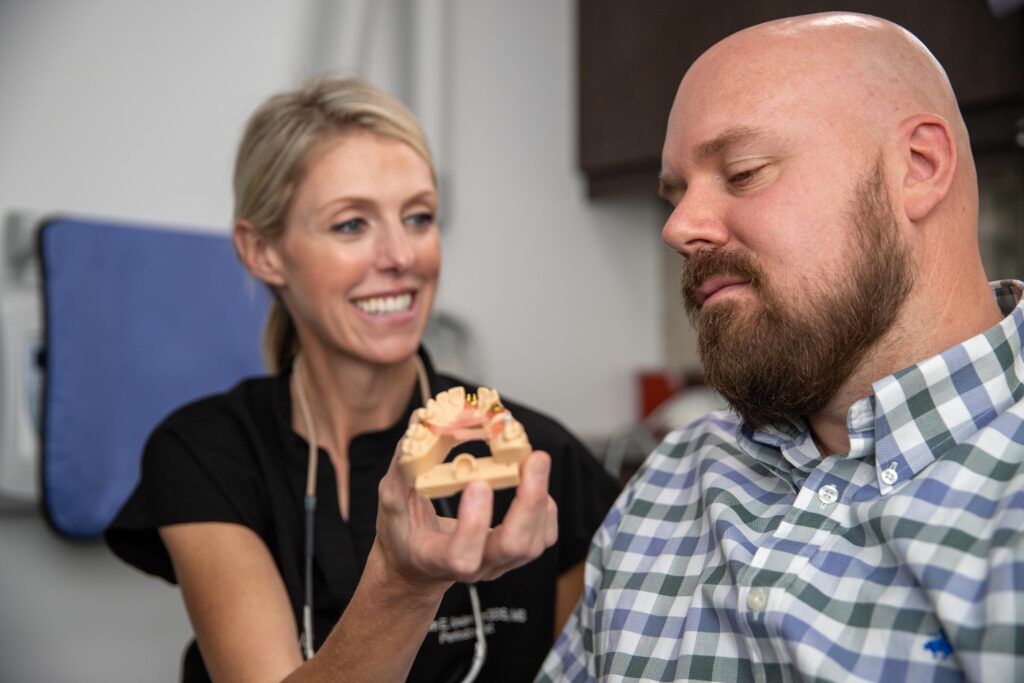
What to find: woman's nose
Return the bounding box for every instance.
[661,186,730,258]
[376,221,415,272]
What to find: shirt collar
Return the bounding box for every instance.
[741,280,1024,492]
[869,279,1024,491]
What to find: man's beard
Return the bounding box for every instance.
[681,163,914,429]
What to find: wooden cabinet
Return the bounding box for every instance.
[578,0,1024,196]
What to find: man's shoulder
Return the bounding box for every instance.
[610,410,745,516]
[655,408,746,463]
[967,394,1024,464]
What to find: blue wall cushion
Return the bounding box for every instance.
[39,216,270,539]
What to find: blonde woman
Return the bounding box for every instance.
[106,76,618,682]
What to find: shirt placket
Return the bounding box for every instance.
[735,447,869,678]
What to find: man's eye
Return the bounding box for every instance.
[729,167,762,187]
[330,218,365,234]
[404,212,435,229]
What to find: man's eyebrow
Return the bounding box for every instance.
[659,126,777,199]
[693,126,773,161]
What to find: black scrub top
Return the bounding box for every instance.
[105,350,620,682]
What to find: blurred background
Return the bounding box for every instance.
[0,1,1020,681]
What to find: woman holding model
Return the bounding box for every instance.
[106,75,618,682]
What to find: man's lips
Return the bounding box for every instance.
[695,276,753,307]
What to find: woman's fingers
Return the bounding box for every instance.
[405,481,491,580]
[480,452,557,573]
[377,444,413,517]
[379,448,558,585]
[442,481,494,581]
[544,496,558,547]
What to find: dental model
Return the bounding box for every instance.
[398,386,532,499]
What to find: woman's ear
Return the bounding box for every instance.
[897,113,958,223]
[233,219,286,287]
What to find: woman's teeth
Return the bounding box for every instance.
[355,293,413,314]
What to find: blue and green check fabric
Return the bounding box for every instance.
[538,280,1024,682]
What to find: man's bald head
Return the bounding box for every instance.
[664,13,976,225]
[704,15,965,150]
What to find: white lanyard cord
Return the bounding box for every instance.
[293,355,318,660]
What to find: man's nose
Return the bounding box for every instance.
[661,186,730,258]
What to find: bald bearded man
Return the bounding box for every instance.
[538,13,1023,683]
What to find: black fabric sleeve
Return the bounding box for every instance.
[105,422,268,584]
[551,431,621,574]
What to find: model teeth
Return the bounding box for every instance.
[355,293,413,314]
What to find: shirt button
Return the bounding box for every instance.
[881,466,899,486]
[747,588,767,612]
[818,484,839,505]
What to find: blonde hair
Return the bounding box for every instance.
[233,75,434,372]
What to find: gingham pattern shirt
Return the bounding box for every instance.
[538,280,1024,682]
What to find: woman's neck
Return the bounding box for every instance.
[292,346,420,458]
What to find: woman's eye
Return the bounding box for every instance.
[330,218,365,234]
[404,212,435,230]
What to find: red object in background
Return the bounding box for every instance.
[638,371,676,419]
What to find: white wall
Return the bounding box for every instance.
[0,1,310,229]
[0,1,665,680]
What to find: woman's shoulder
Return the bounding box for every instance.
[130,373,291,528]
[139,374,295,480]
[154,374,282,442]
[107,374,285,581]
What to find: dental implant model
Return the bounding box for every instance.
[398,386,532,499]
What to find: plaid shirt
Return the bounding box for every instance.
[539,280,1024,682]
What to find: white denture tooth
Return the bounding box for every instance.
[437,388,464,419]
[424,399,440,422]
[476,387,499,413]
[503,421,523,440]
[406,423,421,441]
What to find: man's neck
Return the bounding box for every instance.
[807,273,1004,457]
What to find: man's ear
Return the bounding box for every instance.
[897,114,957,222]
[233,219,286,287]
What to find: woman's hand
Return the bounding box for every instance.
[260,450,559,683]
[373,449,559,591]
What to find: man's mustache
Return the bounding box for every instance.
[681,248,764,315]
